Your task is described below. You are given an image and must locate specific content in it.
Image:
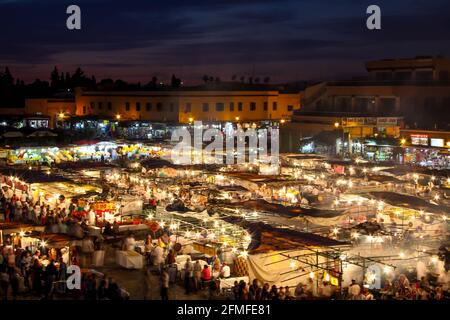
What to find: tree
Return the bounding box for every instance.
[65,72,71,87]
[240,76,245,83]
[231,74,237,81]
[263,76,270,84]
[171,74,182,88]
[0,67,14,87]
[248,76,253,84]
[254,77,260,84]
[202,74,209,83]
[147,76,159,88]
[50,66,60,88]
[215,77,221,83]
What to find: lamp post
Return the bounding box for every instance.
[334,120,345,159]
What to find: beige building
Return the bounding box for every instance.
[74,87,301,124]
[24,98,75,128]
[281,56,450,153]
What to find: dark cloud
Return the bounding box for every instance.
[0,0,449,82]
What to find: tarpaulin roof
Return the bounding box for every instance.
[367,175,405,184]
[217,185,249,192]
[34,233,80,248]
[227,199,344,218]
[0,168,70,184]
[368,191,450,214]
[222,216,348,253]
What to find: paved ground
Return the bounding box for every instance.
[4,244,212,300]
[95,245,209,300]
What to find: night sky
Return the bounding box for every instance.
[1,0,450,84]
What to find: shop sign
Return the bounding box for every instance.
[377,117,398,125]
[345,118,366,126]
[411,134,428,146]
[430,138,444,148]
[92,201,114,211]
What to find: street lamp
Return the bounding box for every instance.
[58,112,65,119]
[235,116,240,121]
[334,121,344,158]
[116,114,121,120]
[280,119,286,124]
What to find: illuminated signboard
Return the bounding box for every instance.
[430,138,444,148]
[377,118,398,126]
[411,134,428,146]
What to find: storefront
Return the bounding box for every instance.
[361,138,401,162]
[401,130,450,168]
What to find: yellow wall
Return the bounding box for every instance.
[25,98,76,128]
[75,90,301,123]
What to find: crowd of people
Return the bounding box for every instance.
[0,243,130,300]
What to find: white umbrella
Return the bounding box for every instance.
[2,131,24,138]
[27,131,58,137]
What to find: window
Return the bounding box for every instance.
[287,105,293,111]
[98,102,102,110]
[439,71,449,81]
[203,103,209,112]
[107,102,112,110]
[185,103,191,113]
[263,102,268,111]
[379,98,396,115]
[90,102,95,110]
[424,97,437,108]
[146,102,152,111]
[250,102,256,111]
[272,102,277,111]
[230,102,234,111]
[125,102,130,111]
[216,103,224,111]
[156,102,163,111]
[238,102,243,111]
[375,71,393,81]
[416,70,433,81]
[83,106,86,114]
[394,71,412,81]
[170,103,174,112]
[136,102,141,111]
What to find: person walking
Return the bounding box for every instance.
[184,258,193,295]
[193,260,202,292]
[160,267,169,300]
[143,268,152,300]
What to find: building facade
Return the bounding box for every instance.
[73,87,301,124]
[281,56,450,159]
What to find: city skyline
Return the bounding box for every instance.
[1,0,450,84]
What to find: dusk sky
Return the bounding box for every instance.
[1,0,450,84]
